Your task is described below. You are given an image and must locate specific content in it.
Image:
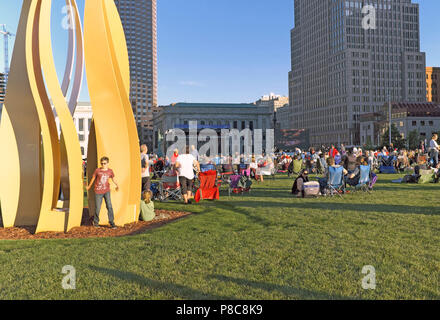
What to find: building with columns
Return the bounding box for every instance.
[152,102,273,156]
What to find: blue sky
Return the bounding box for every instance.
[0,0,439,105]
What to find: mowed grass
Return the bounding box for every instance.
[0,174,440,300]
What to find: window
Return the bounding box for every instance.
[78,118,84,131]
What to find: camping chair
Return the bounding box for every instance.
[195,170,220,203]
[228,175,252,196]
[379,156,397,174]
[158,171,182,202]
[220,164,234,185]
[328,166,345,197]
[355,165,371,193]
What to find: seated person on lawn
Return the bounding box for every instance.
[291,169,309,197]
[318,157,348,193]
[345,156,368,187]
[140,190,155,222]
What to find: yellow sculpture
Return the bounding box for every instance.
[84,0,141,226]
[0,0,141,233]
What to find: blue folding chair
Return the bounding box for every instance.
[328,166,345,197]
[355,165,371,192]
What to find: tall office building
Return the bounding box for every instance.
[288,0,426,146]
[426,67,440,103]
[114,0,158,147]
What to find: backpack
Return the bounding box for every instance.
[418,173,435,184]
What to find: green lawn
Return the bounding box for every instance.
[1,174,440,300]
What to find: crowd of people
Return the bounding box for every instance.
[276,133,440,196]
[85,133,440,227]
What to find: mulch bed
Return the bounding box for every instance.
[0,209,191,240]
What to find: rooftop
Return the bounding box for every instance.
[389,102,440,117]
[168,102,258,108]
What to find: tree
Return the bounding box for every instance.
[381,123,406,149]
[407,130,420,150]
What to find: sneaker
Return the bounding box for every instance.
[110,223,117,229]
[93,223,100,228]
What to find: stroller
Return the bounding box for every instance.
[153,158,166,179]
[150,183,161,200]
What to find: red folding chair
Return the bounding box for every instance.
[195,170,220,203]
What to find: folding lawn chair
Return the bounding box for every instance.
[328,166,345,197]
[194,170,220,203]
[228,175,252,196]
[355,165,371,193]
[220,164,234,184]
[158,171,182,202]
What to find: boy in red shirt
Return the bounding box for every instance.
[87,157,120,228]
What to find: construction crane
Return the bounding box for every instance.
[0,24,15,81]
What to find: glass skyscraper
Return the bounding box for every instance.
[288,0,426,146]
[115,0,158,147]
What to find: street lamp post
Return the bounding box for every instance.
[388,92,392,147]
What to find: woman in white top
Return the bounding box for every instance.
[175,146,200,204]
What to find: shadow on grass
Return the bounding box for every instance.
[230,201,440,216]
[89,265,236,300]
[208,274,353,300]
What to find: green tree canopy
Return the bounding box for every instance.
[381,123,406,149]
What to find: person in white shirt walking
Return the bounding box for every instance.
[140,145,152,193]
[175,146,200,204]
[429,133,439,168]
